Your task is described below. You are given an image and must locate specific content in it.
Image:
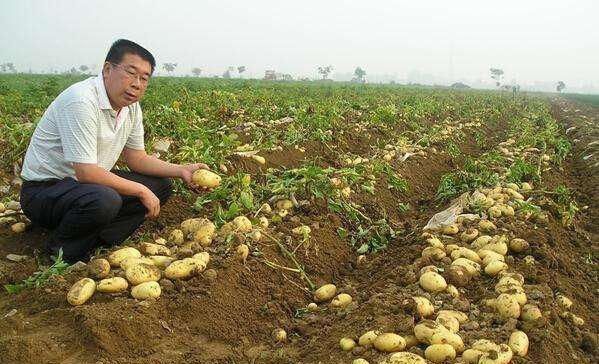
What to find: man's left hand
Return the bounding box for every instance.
[178,163,210,189]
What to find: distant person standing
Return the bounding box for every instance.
[20,39,208,262]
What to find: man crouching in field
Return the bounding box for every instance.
[20,39,207,263]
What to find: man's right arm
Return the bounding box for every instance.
[73,163,160,218]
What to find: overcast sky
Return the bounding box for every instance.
[1,0,598,91]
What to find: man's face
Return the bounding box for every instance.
[102,53,152,109]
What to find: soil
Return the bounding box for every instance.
[0,99,597,364]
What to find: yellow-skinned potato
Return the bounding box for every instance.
[479,250,505,265]
[259,203,272,214]
[192,252,210,264]
[495,293,521,319]
[488,205,502,218]
[120,256,155,271]
[233,216,252,233]
[148,255,175,269]
[500,204,515,217]
[461,349,485,364]
[88,258,111,279]
[131,281,161,300]
[450,247,481,263]
[108,247,141,267]
[373,333,406,352]
[484,260,508,276]
[446,284,459,298]
[67,278,96,306]
[521,182,532,191]
[125,263,161,285]
[441,224,459,235]
[508,331,529,356]
[275,199,294,211]
[353,358,370,364]
[140,242,171,256]
[483,241,508,256]
[471,235,493,249]
[168,229,184,245]
[411,296,435,317]
[414,320,448,344]
[10,222,26,233]
[426,236,444,249]
[509,238,529,253]
[425,344,456,363]
[314,284,337,302]
[478,220,496,232]
[403,335,419,349]
[273,328,287,342]
[497,273,524,286]
[422,247,446,260]
[358,330,379,347]
[331,293,352,308]
[520,304,542,321]
[164,257,207,279]
[235,244,250,264]
[478,344,513,364]
[471,339,500,353]
[386,352,426,363]
[460,228,479,243]
[445,244,460,253]
[452,258,481,276]
[419,271,447,292]
[97,277,129,293]
[191,169,221,188]
[430,330,464,352]
[437,310,468,323]
[556,295,573,310]
[339,337,356,351]
[446,265,471,287]
[258,216,269,228]
[435,314,460,333]
[193,223,216,246]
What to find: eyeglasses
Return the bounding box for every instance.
[110,62,150,85]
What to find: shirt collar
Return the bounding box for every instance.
[95,72,113,110]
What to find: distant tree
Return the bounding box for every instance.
[556,81,566,93]
[237,66,246,77]
[451,82,470,89]
[0,62,16,73]
[192,67,202,77]
[317,65,333,80]
[79,65,89,74]
[162,63,177,75]
[489,68,504,87]
[352,67,366,83]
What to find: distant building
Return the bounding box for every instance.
[264,70,276,80]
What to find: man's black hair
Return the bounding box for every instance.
[105,39,156,74]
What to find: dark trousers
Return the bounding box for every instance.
[20,170,172,263]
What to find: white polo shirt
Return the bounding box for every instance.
[21,74,145,181]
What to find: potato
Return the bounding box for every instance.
[314,284,337,302]
[478,344,513,364]
[446,265,471,287]
[331,293,352,308]
[500,204,515,217]
[452,258,481,276]
[164,258,206,279]
[67,278,96,306]
[556,294,572,310]
[505,183,519,191]
[410,296,434,317]
[505,188,524,200]
[108,247,141,267]
[97,277,129,293]
[569,313,585,326]
[521,182,532,191]
[404,335,419,349]
[471,339,500,353]
[120,256,155,271]
[460,228,479,243]
[148,255,175,269]
[193,252,210,264]
[339,337,356,351]
[430,330,464,352]
[273,328,287,342]
[192,169,221,188]
[0,202,4,213]
[259,203,272,214]
[479,250,505,266]
[88,258,111,279]
[446,284,459,298]
[359,330,379,346]
[140,242,171,256]
[125,263,161,285]
[249,230,262,242]
[494,293,521,319]
[168,229,184,245]
[131,281,161,299]
[414,320,448,344]
[258,216,269,228]
[426,236,444,249]
[353,359,369,364]
[437,310,468,323]
[508,238,529,253]
[484,260,508,276]
[275,199,294,211]
[435,313,460,332]
[419,271,447,292]
[10,222,26,233]
[520,304,542,321]
[450,247,481,263]
[471,235,493,249]
[181,218,212,236]
[235,244,250,264]
[154,237,167,245]
[373,333,406,352]
[497,273,524,286]
[478,220,496,232]
[461,349,485,363]
[291,225,310,236]
[233,216,252,233]
[508,331,529,356]
[425,344,456,363]
[441,224,459,235]
[386,352,426,363]
[422,247,446,260]
[445,244,459,253]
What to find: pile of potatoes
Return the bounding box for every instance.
[67,245,211,305]
[0,199,29,233]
